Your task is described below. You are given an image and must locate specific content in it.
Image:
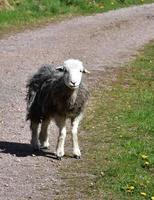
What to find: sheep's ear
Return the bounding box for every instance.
[56,66,64,72]
[83,68,90,74]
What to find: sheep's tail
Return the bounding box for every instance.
[26,86,37,121]
[26,90,36,110]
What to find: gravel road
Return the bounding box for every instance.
[0,4,154,200]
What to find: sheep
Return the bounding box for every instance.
[26,59,90,159]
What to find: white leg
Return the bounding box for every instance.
[39,118,50,149]
[55,118,66,159]
[71,113,83,159]
[30,121,40,150]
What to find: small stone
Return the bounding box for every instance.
[100,171,105,177]
[90,182,94,187]
[4,183,9,187]
[15,158,21,162]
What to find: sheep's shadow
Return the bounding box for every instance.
[0,141,57,159]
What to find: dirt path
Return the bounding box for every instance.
[0,4,154,200]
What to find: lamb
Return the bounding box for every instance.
[26,59,90,159]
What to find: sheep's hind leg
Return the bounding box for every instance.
[39,118,50,149]
[55,117,66,160]
[71,113,83,159]
[30,121,40,150]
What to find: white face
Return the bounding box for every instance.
[57,59,87,90]
[63,59,84,89]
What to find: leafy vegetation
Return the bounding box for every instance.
[61,42,154,199]
[0,0,154,36]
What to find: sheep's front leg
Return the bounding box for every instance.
[71,113,83,159]
[30,121,40,150]
[39,118,50,149]
[55,118,66,160]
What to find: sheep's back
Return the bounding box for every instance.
[26,64,63,121]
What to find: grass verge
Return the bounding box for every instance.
[61,42,154,200]
[0,0,154,37]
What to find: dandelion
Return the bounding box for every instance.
[99,5,104,9]
[145,161,150,166]
[141,154,148,160]
[128,186,134,190]
[151,196,154,200]
[142,161,150,168]
[140,192,147,197]
[126,185,135,192]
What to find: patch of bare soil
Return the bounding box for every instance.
[0,4,154,199]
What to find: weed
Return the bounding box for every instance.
[0,0,154,36]
[61,42,154,199]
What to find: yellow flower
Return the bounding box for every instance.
[140,192,147,197]
[141,154,148,160]
[129,186,134,190]
[145,161,150,166]
[126,185,134,192]
[151,197,154,200]
[99,5,104,9]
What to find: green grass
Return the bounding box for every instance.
[61,43,154,200]
[0,0,154,37]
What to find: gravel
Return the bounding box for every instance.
[0,4,154,199]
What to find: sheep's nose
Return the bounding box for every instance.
[70,81,76,86]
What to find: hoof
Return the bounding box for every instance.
[40,146,49,150]
[57,156,62,160]
[40,141,49,150]
[74,155,81,159]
